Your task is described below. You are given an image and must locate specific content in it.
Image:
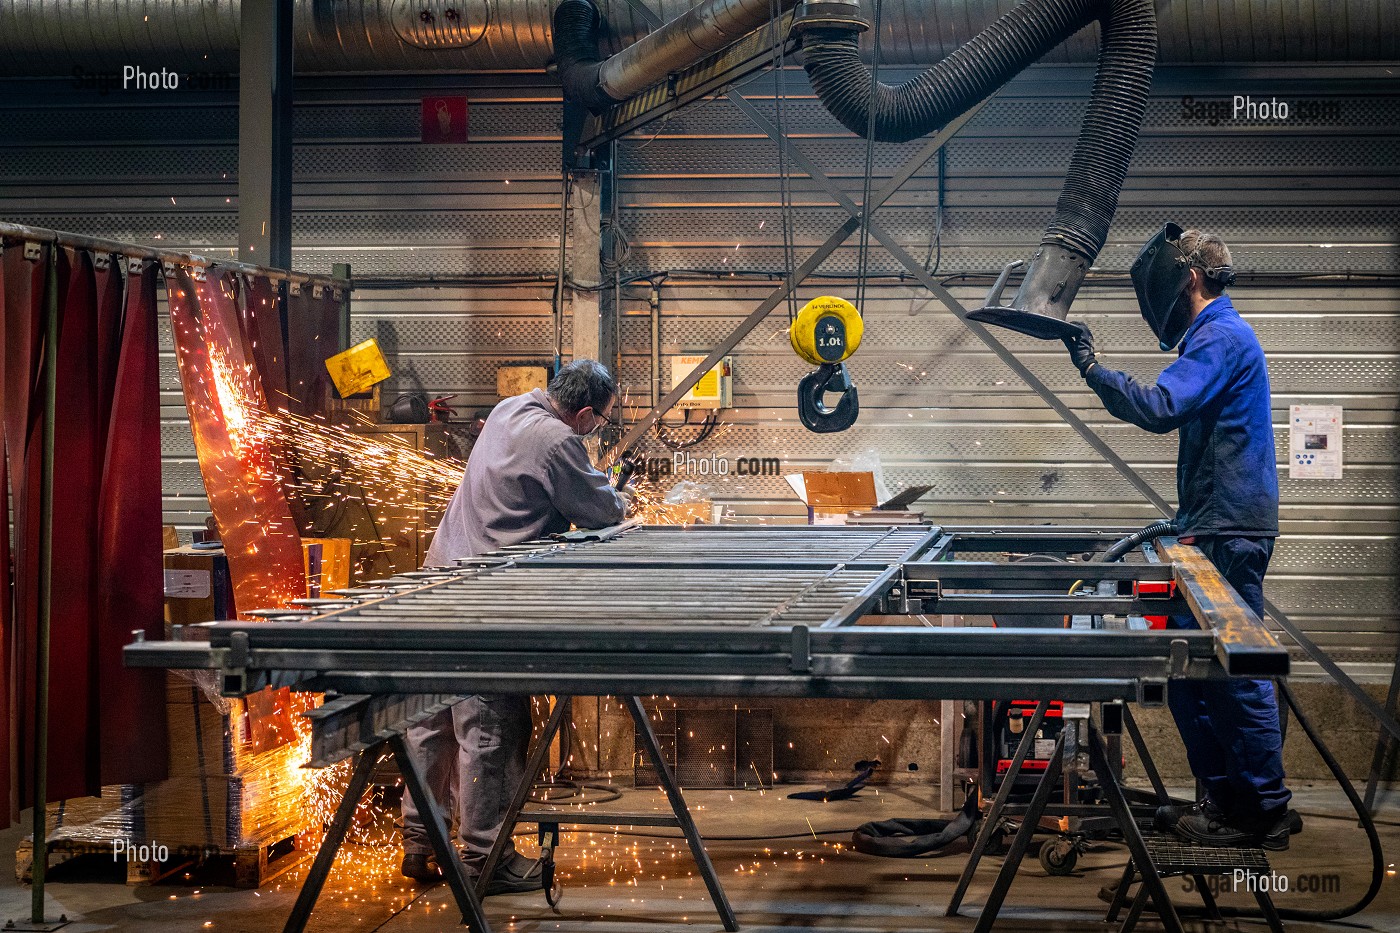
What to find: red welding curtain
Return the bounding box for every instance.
[284,281,341,415]
[1,243,169,825]
[166,267,305,616]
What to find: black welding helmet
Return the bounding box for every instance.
[1130,222,1195,351]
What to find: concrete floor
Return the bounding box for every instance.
[4,782,1399,933]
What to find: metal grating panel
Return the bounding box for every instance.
[674,710,737,789]
[620,135,1400,178]
[493,525,941,564]
[327,565,890,628]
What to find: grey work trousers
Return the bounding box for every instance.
[400,695,531,872]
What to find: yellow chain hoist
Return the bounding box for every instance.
[790,296,863,432]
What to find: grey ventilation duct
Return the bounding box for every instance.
[0,0,1393,76]
[798,0,1156,338]
[554,0,798,112]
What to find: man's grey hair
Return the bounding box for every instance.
[548,359,617,415]
[1178,229,1233,296]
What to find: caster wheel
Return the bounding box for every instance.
[1039,839,1078,876]
[984,830,1010,857]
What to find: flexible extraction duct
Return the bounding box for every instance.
[798,0,1156,336]
[554,0,798,112]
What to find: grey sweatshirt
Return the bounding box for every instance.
[423,388,626,566]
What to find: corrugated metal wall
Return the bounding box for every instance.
[0,63,1395,678]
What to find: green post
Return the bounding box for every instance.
[30,242,58,922]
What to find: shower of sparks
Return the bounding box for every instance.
[208,349,254,458]
[174,378,750,913]
[248,404,469,520]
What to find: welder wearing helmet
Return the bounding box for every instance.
[398,360,630,891]
[1061,225,1299,850]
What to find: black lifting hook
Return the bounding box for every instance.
[798,362,860,433]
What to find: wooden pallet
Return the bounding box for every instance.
[15,837,158,885]
[233,831,309,888]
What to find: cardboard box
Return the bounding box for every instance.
[143,745,304,850]
[302,537,351,597]
[784,471,878,525]
[166,675,302,771]
[153,677,310,851]
[164,547,236,626]
[785,472,931,525]
[497,365,549,398]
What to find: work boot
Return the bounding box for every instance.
[1174,811,1259,849]
[1255,809,1301,851]
[482,852,545,896]
[1153,797,1224,834]
[401,853,443,881]
[1175,807,1296,851]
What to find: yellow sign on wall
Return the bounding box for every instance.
[325,339,391,398]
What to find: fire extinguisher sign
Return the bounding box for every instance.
[421,96,469,143]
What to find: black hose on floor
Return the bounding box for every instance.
[850,794,980,857]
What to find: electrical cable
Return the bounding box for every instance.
[654,408,719,451]
[852,0,884,318]
[600,157,632,278]
[1101,519,1177,562]
[552,171,573,373]
[770,0,800,325]
[1196,680,1384,923]
[528,780,624,806]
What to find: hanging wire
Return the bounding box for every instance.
[600,157,632,278]
[910,146,946,316]
[926,146,946,278]
[552,170,573,373]
[853,0,885,317]
[770,0,800,323]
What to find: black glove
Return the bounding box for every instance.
[1062,322,1098,377]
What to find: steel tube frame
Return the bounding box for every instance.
[239,0,293,269]
[121,525,1288,930]
[24,242,59,926]
[0,223,345,289]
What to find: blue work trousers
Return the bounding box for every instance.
[1166,535,1291,821]
[400,695,531,872]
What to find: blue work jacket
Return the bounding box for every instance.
[1086,295,1280,538]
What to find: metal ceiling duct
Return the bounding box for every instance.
[0,0,1394,76]
[555,0,799,110]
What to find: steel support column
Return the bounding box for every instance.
[238,0,293,268]
[567,152,619,375]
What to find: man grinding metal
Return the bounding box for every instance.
[1061,224,1300,850]
[399,359,630,890]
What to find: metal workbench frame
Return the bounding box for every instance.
[124,524,1289,932]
